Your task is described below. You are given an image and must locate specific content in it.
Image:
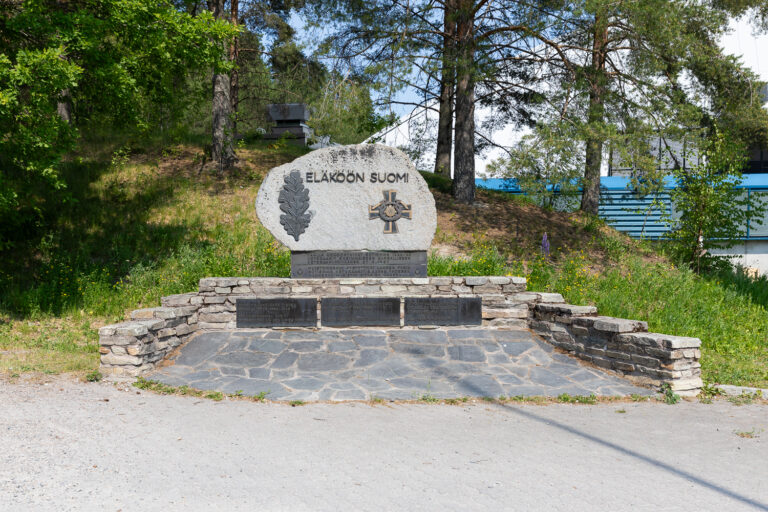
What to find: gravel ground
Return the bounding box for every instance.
[1,375,767,512]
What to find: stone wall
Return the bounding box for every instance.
[530,303,702,396]
[98,276,704,397]
[99,306,198,377]
[188,276,538,330]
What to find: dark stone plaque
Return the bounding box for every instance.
[291,251,427,278]
[321,298,400,327]
[404,297,482,326]
[236,298,317,328]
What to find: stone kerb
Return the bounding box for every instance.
[531,303,703,395]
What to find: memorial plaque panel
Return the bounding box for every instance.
[321,297,400,327]
[404,297,482,326]
[291,251,427,278]
[236,298,317,328]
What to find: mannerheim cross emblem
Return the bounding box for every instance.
[369,190,412,234]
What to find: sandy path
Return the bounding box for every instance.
[1,375,766,511]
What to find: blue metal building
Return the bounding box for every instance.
[476,174,768,242]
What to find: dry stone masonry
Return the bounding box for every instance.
[531,303,702,396]
[99,305,198,377]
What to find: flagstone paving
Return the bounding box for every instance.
[149,328,653,401]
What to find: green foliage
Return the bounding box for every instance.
[488,122,583,209]
[0,143,290,319]
[709,266,768,311]
[728,390,762,406]
[0,0,235,249]
[252,391,269,402]
[427,244,507,276]
[419,171,452,194]
[85,370,102,382]
[308,76,384,145]
[699,382,724,399]
[666,131,766,272]
[660,383,681,404]
[0,47,81,247]
[556,393,598,404]
[1,228,289,318]
[134,377,176,395]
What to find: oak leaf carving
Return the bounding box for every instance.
[278,170,311,241]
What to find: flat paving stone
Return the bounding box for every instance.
[353,349,389,367]
[149,328,653,402]
[212,352,271,368]
[390,330,448,344]
[284,377,328,390]
[447,345,486,362]
[297,353,350,372]
[446,329,495,341]
[328,341,357,352]
[173,334,225,366]
[289,341,324,352]
[352,335,387,347]
[270,351,298,369]
[247,368,271,379]
[391,343,445,357]
[247,339,286,354]
[456,375,504,397]
[334,389,367,401]
[500,341,536,357]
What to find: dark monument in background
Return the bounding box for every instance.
[265,103,313,146]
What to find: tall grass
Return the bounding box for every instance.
[428,243,507,276]
[526,253,768,387]
[709,265,768,310]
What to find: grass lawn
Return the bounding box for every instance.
[1,139,766,387]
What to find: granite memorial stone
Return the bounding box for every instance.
[255,144,437,252]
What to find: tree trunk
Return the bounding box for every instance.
[452,0,475,203]
[229,0,239,136]
[580,13,608,215]
[57,88,72,123]
[208,0,236,171]
[434,1,456,176]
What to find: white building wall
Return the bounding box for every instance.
[710,241,768,276]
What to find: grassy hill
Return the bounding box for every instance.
[1,139,766,387]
